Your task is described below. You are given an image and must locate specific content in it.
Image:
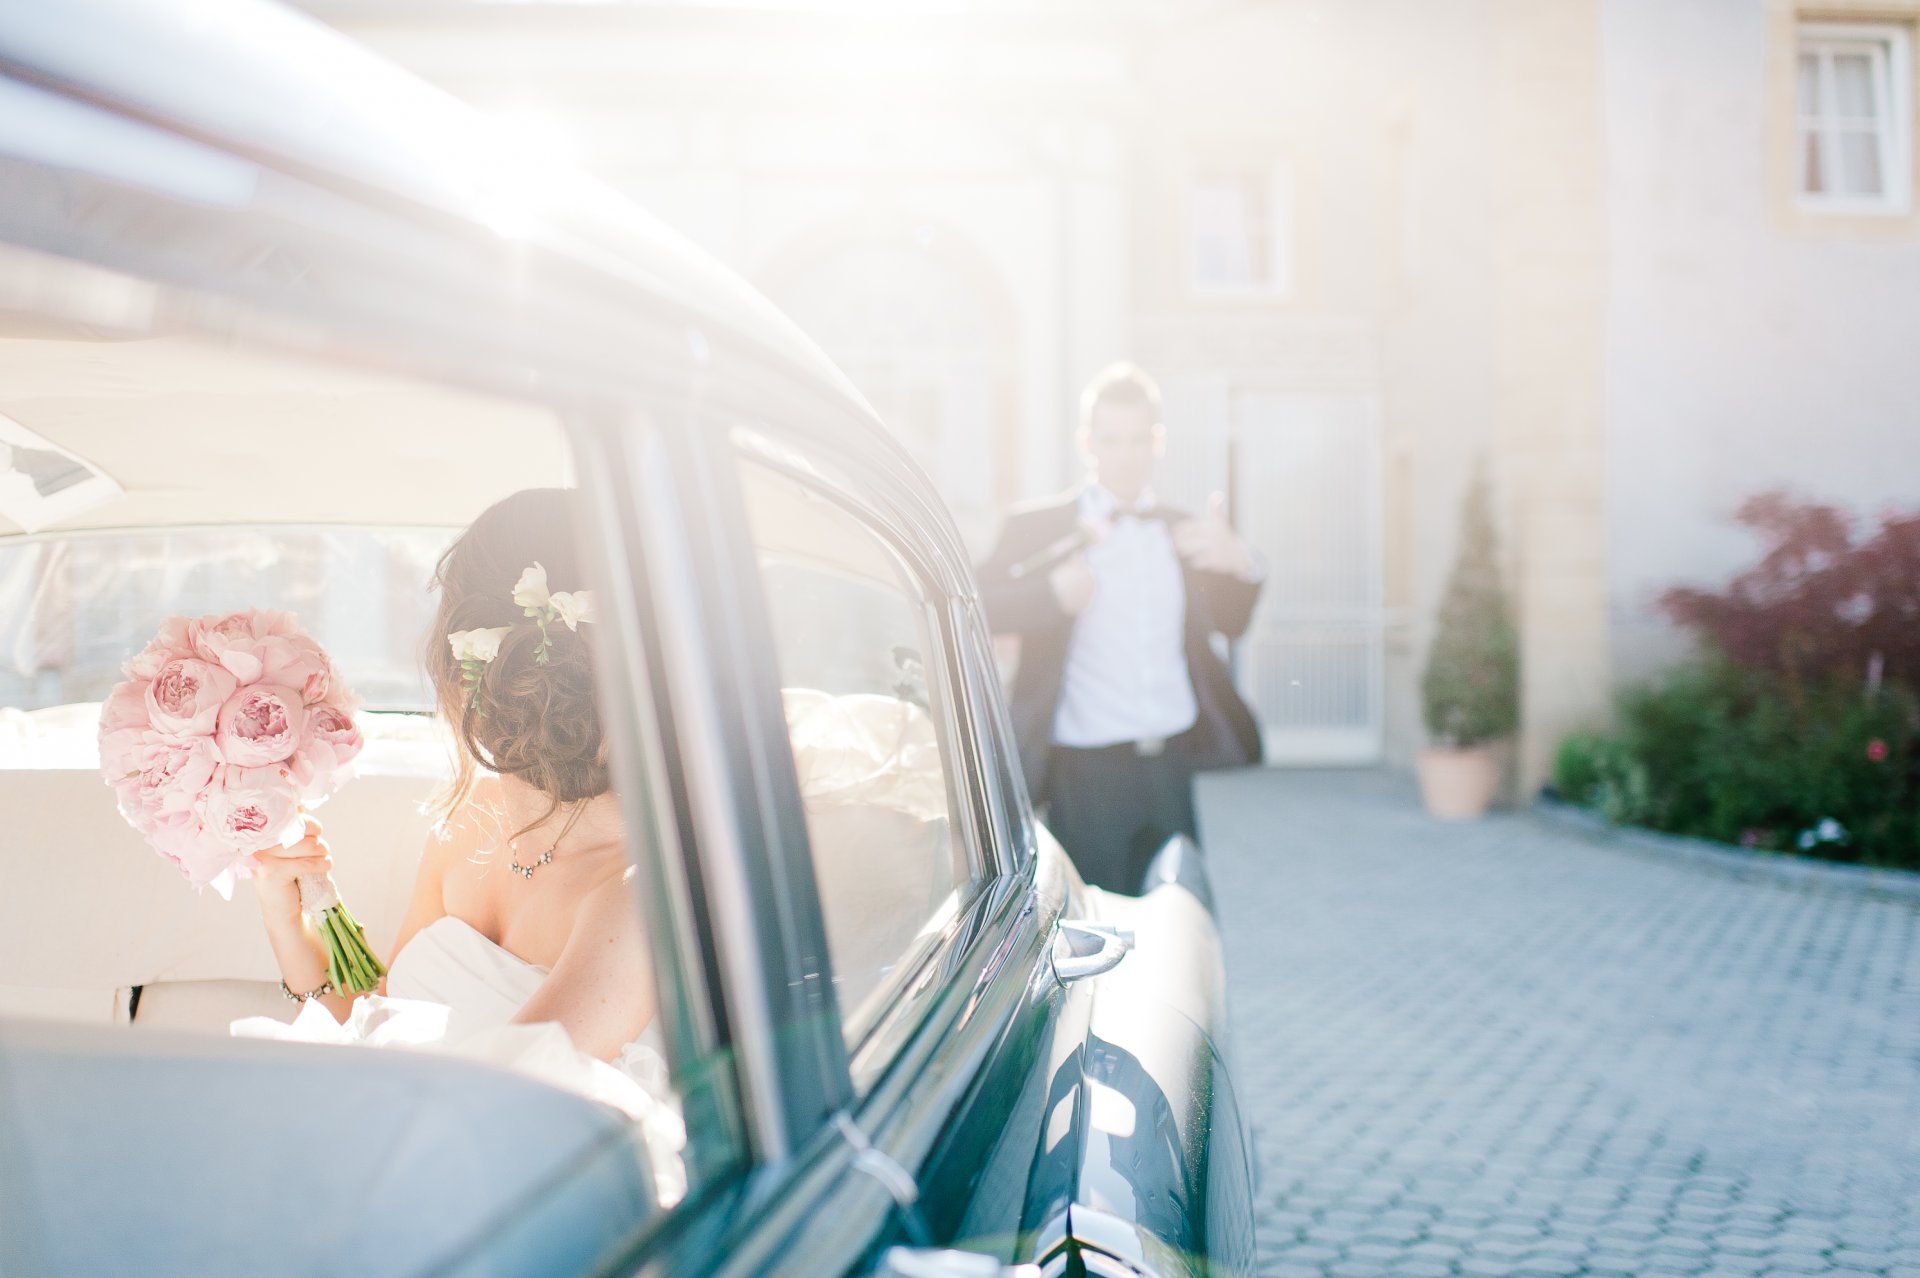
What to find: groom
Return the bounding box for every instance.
[978,363,1264,894]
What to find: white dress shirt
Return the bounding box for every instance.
[1051,484,1199,749]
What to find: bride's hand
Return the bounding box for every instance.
[251,815,332,922]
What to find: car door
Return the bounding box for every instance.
[569,393,1092,1276]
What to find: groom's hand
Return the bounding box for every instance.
[1172,491,1258,579]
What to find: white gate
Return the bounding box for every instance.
[1230,392,1384,764]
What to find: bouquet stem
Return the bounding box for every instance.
[296,873,386,995]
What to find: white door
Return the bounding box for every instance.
[1231,391,1383,764]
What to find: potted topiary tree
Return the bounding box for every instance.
[1418,462,1520,818]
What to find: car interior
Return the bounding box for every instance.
[0,328,565,1030]
[0,322,678,1273]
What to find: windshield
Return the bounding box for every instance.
[0,527,454,717]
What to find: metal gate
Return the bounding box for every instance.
[1230,391,1384,764]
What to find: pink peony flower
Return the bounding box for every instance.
[214,684,306,767]
[1866,739,1889,763]
[114,733,221,820]
[144,657,237,736]
[272,639,334,706]
[195,611,260,657]
[123,616,200,682]
[166,823,247,895]
[194,608,300,653]
[99,679,151,735]
[321,678,363,714]
[197,764,301,854]
[289,703,364,802]
[195,610,330,699]
[100,731,146,789]
[99,682,155,783]
[143,809,202,867]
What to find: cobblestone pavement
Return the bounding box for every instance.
[1197,769,1920,1278]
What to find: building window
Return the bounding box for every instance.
[1796,22,1912,213]
[1188,165,1292,295]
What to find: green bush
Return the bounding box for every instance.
[1562,658,1918,869]
[1552,732,1610,804]
[1552,732,1651,825]
[1422,465,1519,747]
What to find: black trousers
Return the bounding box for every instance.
[1044,743,1197,894]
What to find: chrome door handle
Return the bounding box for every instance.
[1051,920,1134,983]
[873,1248,1040,1278]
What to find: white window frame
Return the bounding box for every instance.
[1795,21,1913,215]
[1186,162,1294,298]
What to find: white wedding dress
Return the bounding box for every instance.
[233,914,685,1202]
[226,687,939,1210]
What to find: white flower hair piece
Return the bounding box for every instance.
[509,562,597,667]
[446,564,597,715]
[448,627,511,664]
[449,627,511,715]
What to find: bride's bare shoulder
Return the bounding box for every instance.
[574,864,643,934]
[427,777,507,868]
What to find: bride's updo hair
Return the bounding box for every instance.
[425,488,608,831]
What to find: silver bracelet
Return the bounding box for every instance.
[280,978,334,1003]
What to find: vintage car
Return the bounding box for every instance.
[0,3,1255,1275]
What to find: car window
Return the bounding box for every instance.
[0,307,737,1256]
[735,456,985,1047]
[0,529,451,720]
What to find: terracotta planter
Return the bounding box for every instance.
[1416,745,1502,820]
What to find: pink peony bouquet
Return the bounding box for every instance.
[99,609,385,994]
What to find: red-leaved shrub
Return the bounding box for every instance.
[1659,493,1920,691]
[1552,492,1920,869]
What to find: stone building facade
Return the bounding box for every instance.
[307,0,1920,796]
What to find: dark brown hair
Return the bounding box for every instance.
[425,488,608,835]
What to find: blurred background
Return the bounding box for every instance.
[298,0,1920,799]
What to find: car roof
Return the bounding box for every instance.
[0,0,884,443]
[0,0,980,560]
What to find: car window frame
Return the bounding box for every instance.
[728,429,1016,881]
[732,448,990,1041]
[723,424,1032,1094]
[843,596,1042,1097]
[568,418,756,1199]
[955,597,1040,875]
[593,414,858,1164]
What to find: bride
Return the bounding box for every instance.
[248,487,656,1068]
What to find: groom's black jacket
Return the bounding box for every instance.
[977,491,1264,805]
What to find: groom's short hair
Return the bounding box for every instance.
[1078,362,1161,433]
